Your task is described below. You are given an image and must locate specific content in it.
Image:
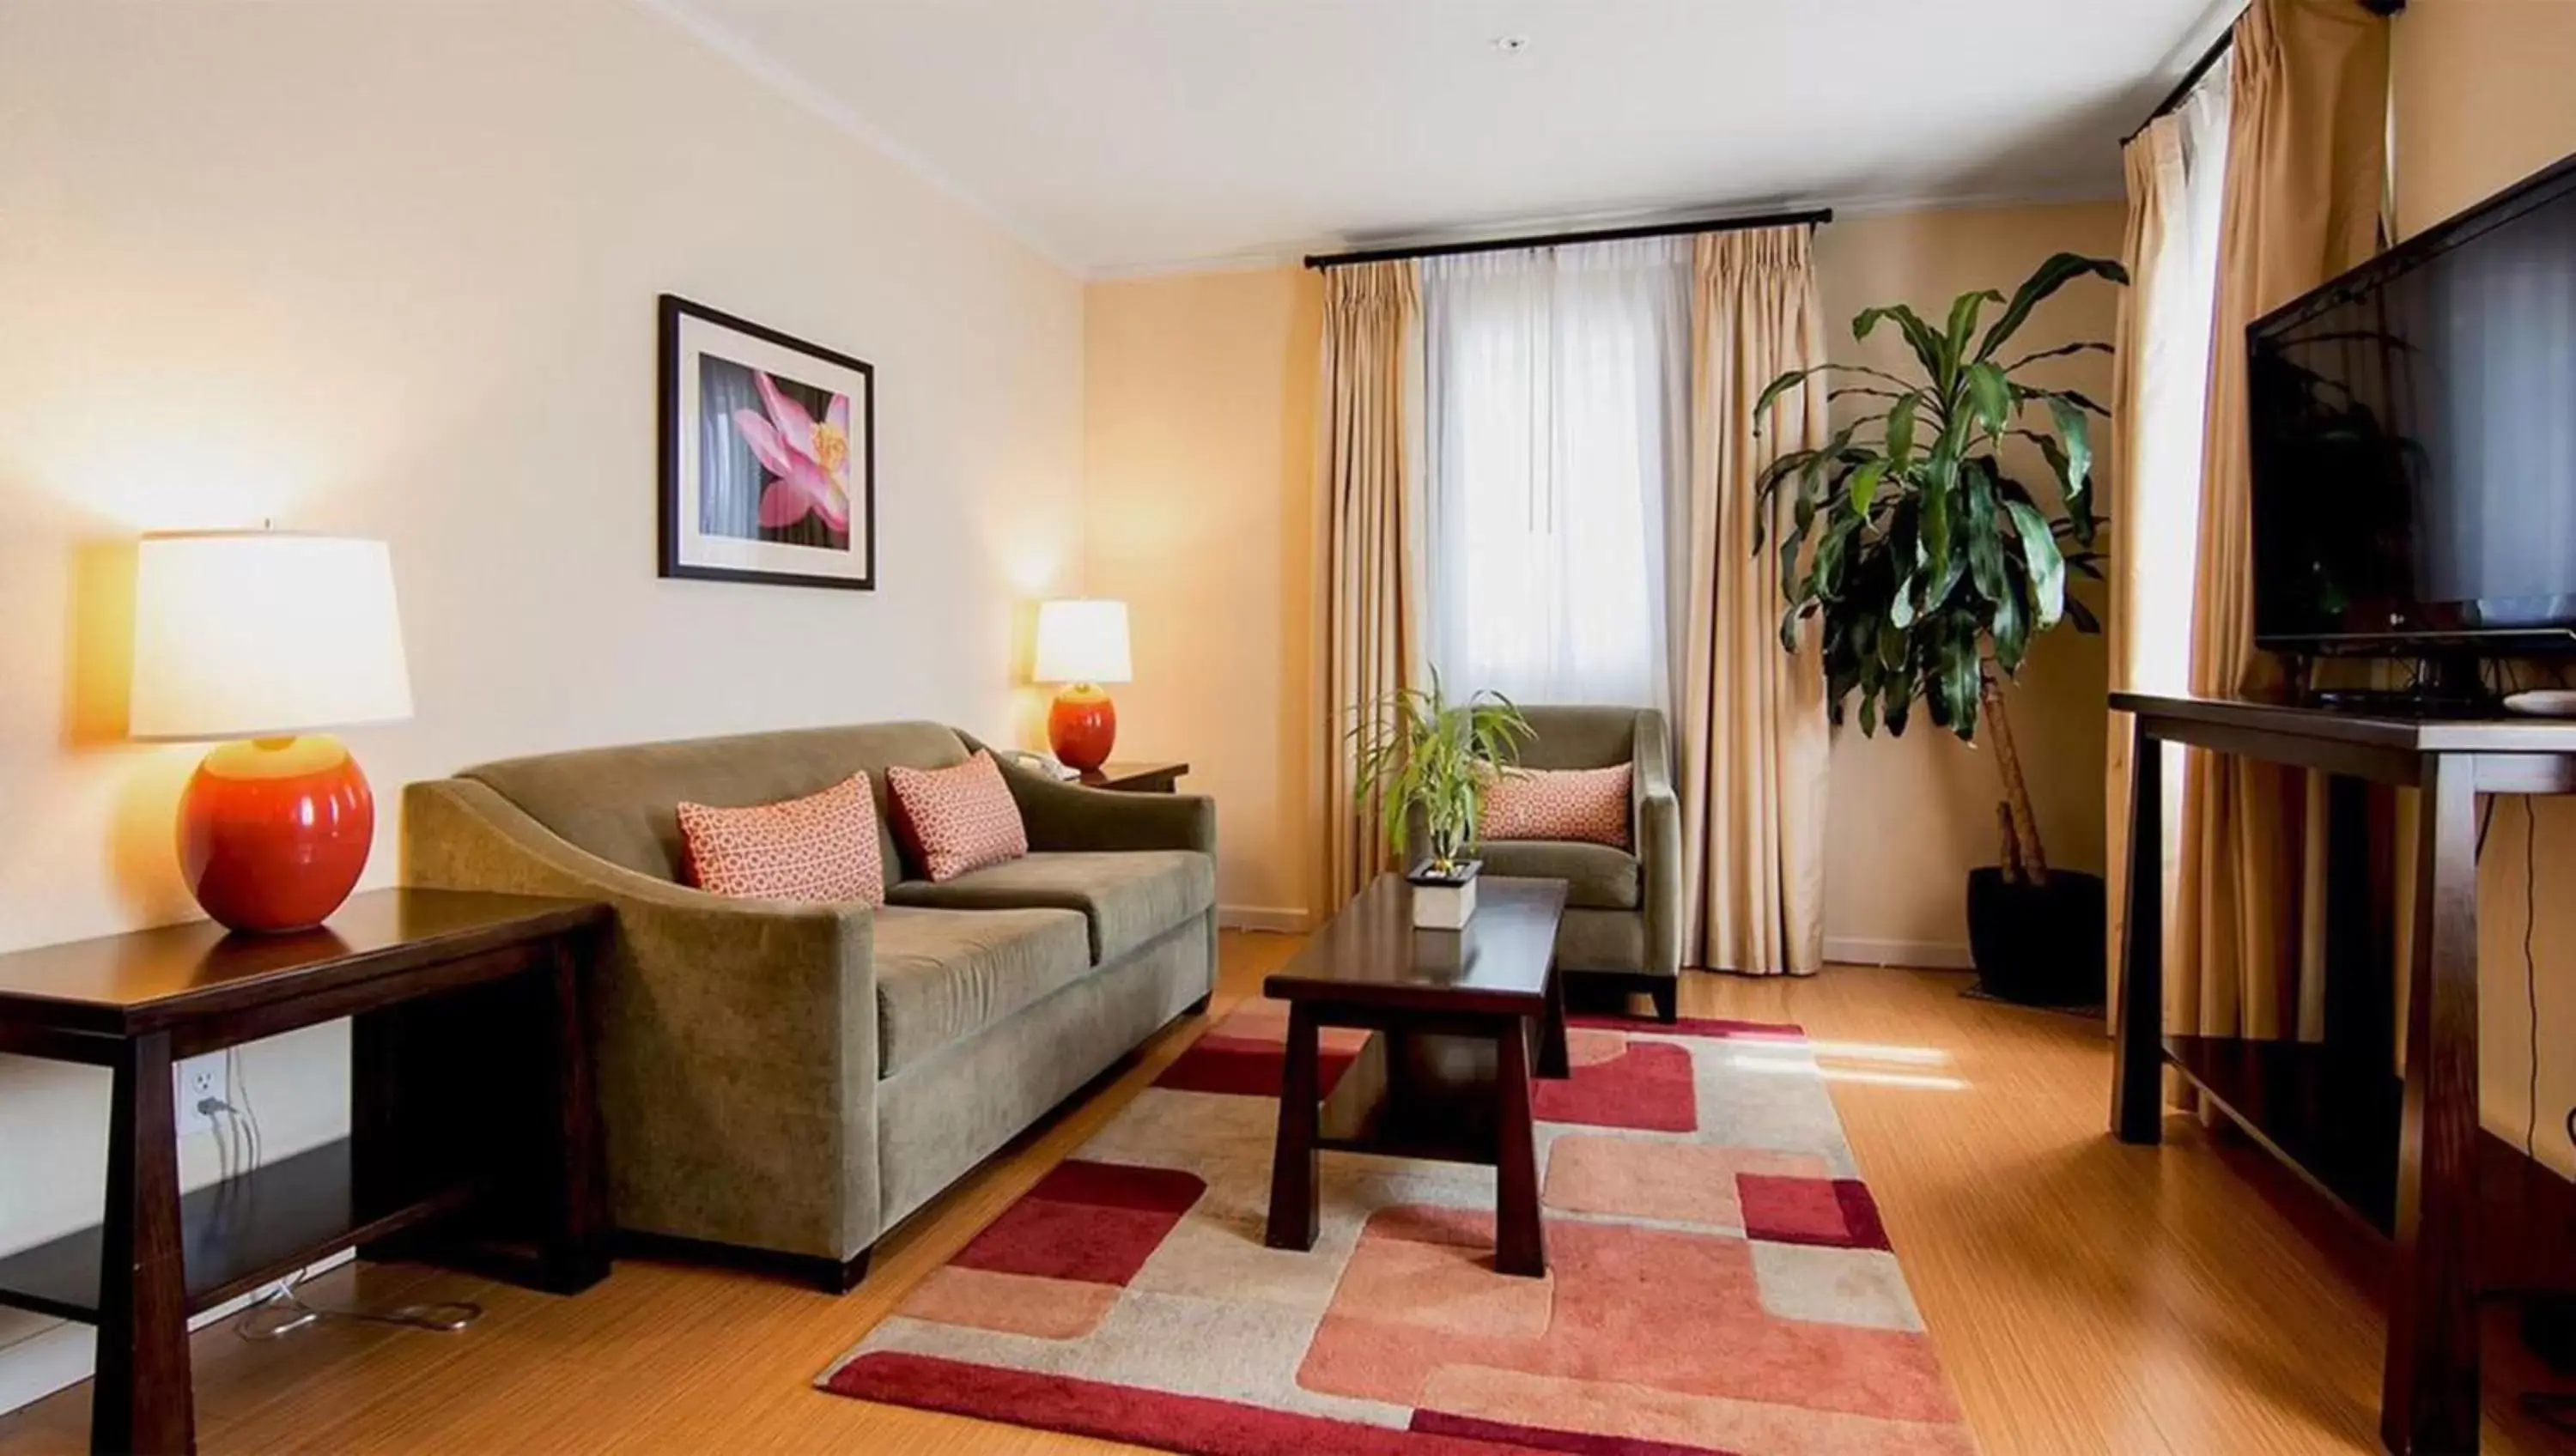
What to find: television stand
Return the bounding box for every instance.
[2111,693,2576,1455]
[2307,687,2502,719]
[2300,652,2502,719]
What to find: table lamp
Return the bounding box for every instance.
[1032,598,1131,772]
[129,531,414,933]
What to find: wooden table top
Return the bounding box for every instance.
[0,889,607,1035]
[1263,874,1567,1015]
[2112,690,2576,753]
[1075,761,1190,790]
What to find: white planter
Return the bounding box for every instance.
[1407,859,1480,930]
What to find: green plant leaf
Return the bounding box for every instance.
[1998,339,2114,371]
[2002,498,2066,628]
[1991,577,2029,672]
[1884,392,1918,467]
[1753,366,1824,425]
[1966,361,2012,440]
[1945,288,2005,362]
[2047,396,2093,535]
[1855,302,1951,390]
[1964,463,2005,604]
[1849,459,1887,516]
[1918,440,1958,588]
[1974,253,2129,361]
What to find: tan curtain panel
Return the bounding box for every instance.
[2105,130,2171,1024]
[2174,0,2390,1040]
[1318,261,1425,910]
[1677,226,1831,976]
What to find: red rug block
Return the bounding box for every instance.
[820,1002,1971,1456]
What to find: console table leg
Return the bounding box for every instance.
[540,933,611,1293]
[94,1030,192,1456]
[2383,755,2481,1455]
[2112,717,2166,1144]
[1264,1004,1320,1253]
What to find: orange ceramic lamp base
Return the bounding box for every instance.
[1048,682,1118,772]
[178,734,375,934]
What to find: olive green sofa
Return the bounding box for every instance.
[1474,706,1681,1021]
[402,721,1215,1291]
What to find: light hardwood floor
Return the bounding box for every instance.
[0,931,2564,1453]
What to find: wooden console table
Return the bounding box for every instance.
[0,889,611,1455]
[2113,693,2576,1456]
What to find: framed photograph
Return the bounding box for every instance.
[659,294,876,590]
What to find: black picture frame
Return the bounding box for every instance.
[657,294,878,591]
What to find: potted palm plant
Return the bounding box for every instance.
[1753,252,2125,1004]
[1349,675,1533,929]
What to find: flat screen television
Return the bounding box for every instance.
[2249,151,2576,657]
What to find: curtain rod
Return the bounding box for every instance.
[1302,207,1834,270]
[2123,0,2402,147]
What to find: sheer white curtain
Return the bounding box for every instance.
[1420,238,1691,712]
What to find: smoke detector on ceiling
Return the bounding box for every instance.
[1493,35,1530,54]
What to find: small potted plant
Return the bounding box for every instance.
[1349,674,1532,929]
[1753,252,2125,1005]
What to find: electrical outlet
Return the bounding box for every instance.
[174,1053,227,1138]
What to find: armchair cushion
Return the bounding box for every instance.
[887,850,1213,964]
[1473,839,1642,911]
[1481,762,1633,849]
[872,906,1092,1077]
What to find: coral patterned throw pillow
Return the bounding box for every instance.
[677,772,885,906]
[886,751,1030,883]
[1479,762,1633,850]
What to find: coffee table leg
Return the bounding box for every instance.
[1494,1017,1546,1277]
[1266,1003,1320,1252]
[1538,962,1570,1080]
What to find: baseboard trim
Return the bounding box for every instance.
[1218,905,1309,934]
[1824,937,1975,971]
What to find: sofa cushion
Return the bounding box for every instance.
[677,772,884,906]
[1474,840,1642,911]
[887,851,1213,964]
[885,751,1029,882]
[872,905,1092,1077]
[460,721,970,891]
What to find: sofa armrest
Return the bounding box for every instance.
[963,736,1217,856]
[402,779,882,1261]
[1633,712,1683,979]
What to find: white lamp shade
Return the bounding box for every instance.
[1032,598,1133,684]
[129,532,415,741]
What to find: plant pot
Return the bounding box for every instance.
[1964,867,2105,1007]
[1406,858,1480,930]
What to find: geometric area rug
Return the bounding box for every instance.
[819,999,1971,1455]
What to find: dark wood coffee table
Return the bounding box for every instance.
[1262,873,1571,1277]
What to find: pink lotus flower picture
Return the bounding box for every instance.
[732,369,853,537]
[662,294,874,591]
[693,355,857,551]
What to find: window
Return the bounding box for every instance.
[1421,237,1691,712]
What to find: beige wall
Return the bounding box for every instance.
[1080,201,2123,957]
[2392,0,2576,1177]
[1084,268,1323,925]
[0,0,1083,1404]
[1814,203,2125,966]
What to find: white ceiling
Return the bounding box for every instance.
[650,0,2236,277]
